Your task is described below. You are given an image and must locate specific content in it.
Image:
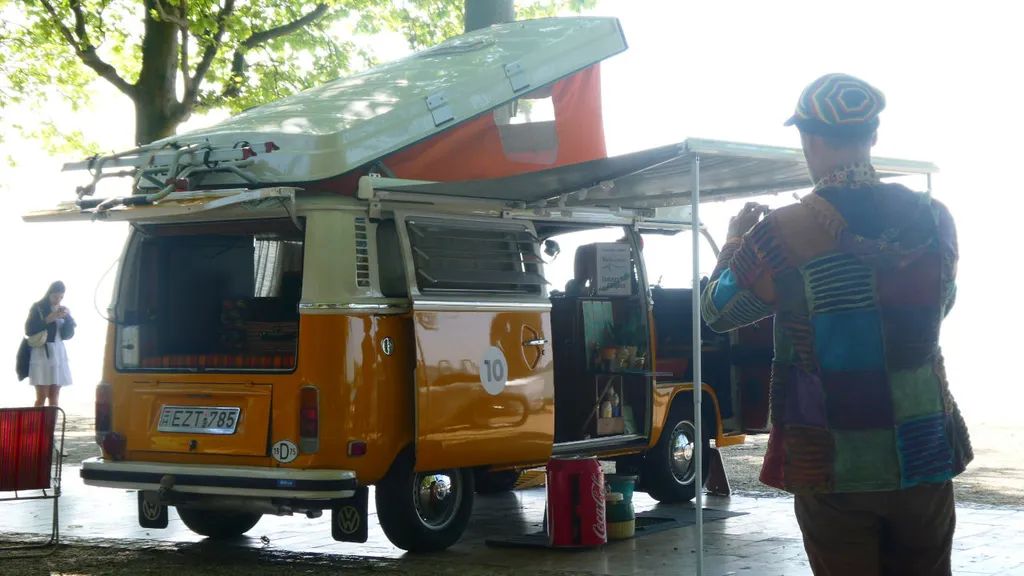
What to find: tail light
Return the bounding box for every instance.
[299,385,319,454]
[95,382,113,445]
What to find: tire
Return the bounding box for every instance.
[474,469,521,495]
[375,464,475,553]
[176,507,262,539]
[642,399,712,503]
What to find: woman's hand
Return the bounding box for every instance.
[727,202,770,241]
[45,306,67,323]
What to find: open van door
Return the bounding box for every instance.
[391,212,556,472]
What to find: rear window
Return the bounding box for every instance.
[117,218,304,372]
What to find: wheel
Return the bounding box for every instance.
[176,507,262,539]
[474,469,521,494]
[642,400,712,503]
[375,466,475,553]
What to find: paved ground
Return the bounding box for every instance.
[2,461,1024,575]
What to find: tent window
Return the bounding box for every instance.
[493,85,559,165]
[406,218,547,295]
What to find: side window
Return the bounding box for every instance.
[640,230,717,289]
[493,85,558,165]
[376,220,408,298]
[405,218,545,295]
[543,226,630,294]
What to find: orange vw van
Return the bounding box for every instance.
[24,17,938,553]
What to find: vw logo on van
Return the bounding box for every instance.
[336,505,361,534]
[381,337,395,356]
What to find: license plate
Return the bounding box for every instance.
[157,406,240,434]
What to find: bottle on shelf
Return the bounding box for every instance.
[601,393,613,419]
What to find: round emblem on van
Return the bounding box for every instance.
[480,346,508,396]
[381,337,394,356]
[271,440,299,464]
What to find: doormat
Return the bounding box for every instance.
[484,506,747,550]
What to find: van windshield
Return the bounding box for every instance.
[116,218,304,372]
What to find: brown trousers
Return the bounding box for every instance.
[794,481,956,576]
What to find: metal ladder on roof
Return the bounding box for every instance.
[63,140,281,211]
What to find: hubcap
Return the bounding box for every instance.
[413,470,462,530]
[669,421,697,484]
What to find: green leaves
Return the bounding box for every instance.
[1,0,599,146]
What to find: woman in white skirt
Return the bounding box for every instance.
[23,281,76,407]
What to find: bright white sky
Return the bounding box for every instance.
[0,0,1020,422]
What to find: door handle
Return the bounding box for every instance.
[523,338,548,347]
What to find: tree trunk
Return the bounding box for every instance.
[133,0,184,145]
[134,102,182,146]
[464,0,514,33]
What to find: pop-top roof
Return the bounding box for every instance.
[118,17,627,189]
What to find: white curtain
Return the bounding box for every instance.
[254,240,302,297]
[254,240,282,297]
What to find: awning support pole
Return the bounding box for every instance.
[690,152,704,576]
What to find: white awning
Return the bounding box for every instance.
[366,137,939,210]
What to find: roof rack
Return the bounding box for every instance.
[64,140,281,210]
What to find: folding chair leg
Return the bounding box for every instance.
[48,492,60,548]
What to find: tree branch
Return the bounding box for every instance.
[38,0,136,98]
[94,0,110,47]
[70,0,88,41]
[153,0,190,30]
[37,0,81,50]
[241,4,329,51]
[79,47,135,97]
[184,0,236,107]
[223,3,329,98]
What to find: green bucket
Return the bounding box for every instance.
[606,493,635,523]
[606,474,638,504]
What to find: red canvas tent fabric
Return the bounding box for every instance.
[309,64,606,194]
[386,64,606,182]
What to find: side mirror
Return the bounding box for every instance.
[543,239,561,260]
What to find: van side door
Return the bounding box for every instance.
[395,213,555,472]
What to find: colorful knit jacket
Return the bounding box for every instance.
[699,164,973,495]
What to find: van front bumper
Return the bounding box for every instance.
[80,457,357,499]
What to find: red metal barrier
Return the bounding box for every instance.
[546,456,607,547]
[0,406,66,555]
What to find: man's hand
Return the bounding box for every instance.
[727,202,769,240]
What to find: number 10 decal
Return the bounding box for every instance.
[480,346,508,396]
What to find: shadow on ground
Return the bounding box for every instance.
[0,539,598,576]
